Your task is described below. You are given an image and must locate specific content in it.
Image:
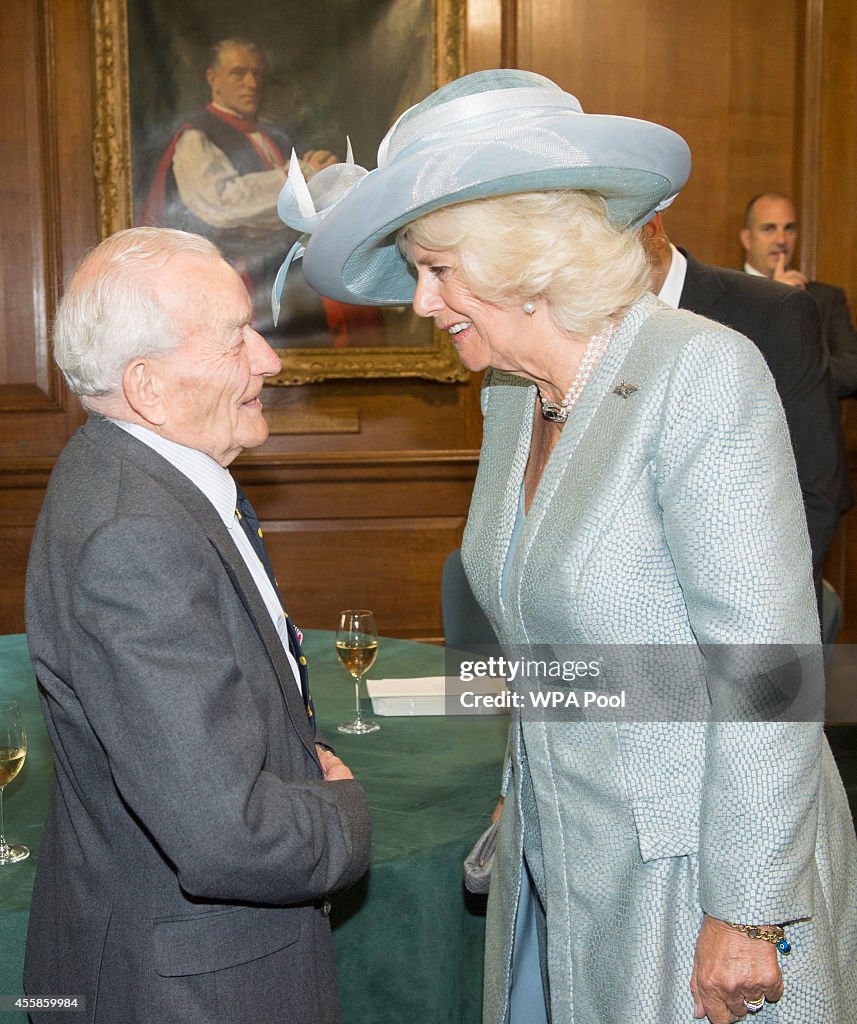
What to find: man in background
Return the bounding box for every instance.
[643,212,851,618]
[740,191,857,396]
[141,38,380,345]
[24,227,370,1023]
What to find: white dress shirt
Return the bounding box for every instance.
[744,261,766,278]
[111,420,301,690]
[657,244,688,309]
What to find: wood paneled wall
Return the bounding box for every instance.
[2,0,856,640]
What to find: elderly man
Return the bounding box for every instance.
[740,191,857,396]
[643,212,851,617]
[24,227,370,1024]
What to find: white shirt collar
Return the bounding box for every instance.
[744,261,766,278]
[109,420,237,529]
[656,244,687,310]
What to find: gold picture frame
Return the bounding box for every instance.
[92,0,468,385]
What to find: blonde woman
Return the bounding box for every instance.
[277,70,857,1024]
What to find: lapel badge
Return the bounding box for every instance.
[612,381,639,399]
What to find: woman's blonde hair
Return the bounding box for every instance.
[399,191,650,336]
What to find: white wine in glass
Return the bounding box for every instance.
[336,609,380,734]
[0,701,29,865]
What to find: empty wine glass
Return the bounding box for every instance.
[0,701,29,865]
[336,609,380,734]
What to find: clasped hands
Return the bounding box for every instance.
[691,915,784,1023]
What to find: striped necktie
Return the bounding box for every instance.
[235,486,315,728]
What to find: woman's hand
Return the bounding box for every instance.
[691,915,783,1023]
[491,796,505,823]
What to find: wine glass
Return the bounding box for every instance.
[336,609,380,734]
[0,701,29,865]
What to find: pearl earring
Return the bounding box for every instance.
[523,302,536,316]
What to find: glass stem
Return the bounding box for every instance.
[0,789,7,857]
[354,676,363,724]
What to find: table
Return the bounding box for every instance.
[0,636,53,1023]
[0,633,508,1023]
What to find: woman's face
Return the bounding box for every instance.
[408,243,521,373]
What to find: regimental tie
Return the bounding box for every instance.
[235,486,315,730]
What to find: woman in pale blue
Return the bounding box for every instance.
[277,70,857,1024]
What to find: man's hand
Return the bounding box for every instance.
[772,252,808,288]
[315,744,354,781]
[691,915,783,1023]
[300,150,339,177]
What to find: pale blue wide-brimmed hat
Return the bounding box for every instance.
[274,69,691,309]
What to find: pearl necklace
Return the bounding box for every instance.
[538,322,616,423]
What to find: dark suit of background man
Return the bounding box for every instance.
[740,191,857,397]
[24,227,370,1024]
[643,213,851,616]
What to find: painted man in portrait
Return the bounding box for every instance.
[140,37,382,347]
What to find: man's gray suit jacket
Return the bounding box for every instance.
[24,415,371,1024]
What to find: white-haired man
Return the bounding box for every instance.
[24,227,370,1024]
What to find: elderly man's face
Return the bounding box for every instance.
[740,195,799,276]
[151,255,281,466]
[206,45,264,120]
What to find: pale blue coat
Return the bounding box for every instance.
[463,294,857,1022]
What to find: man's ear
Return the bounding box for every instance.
[640,213,667,251]
[206,67,216,91]
[122,358,167,426]
[739,227,750,253]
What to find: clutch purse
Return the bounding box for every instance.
[463,820,498,894]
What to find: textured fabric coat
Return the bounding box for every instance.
[24,416,371,1024]
[463,294,857,1023]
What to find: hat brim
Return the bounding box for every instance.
[301,111,690,306]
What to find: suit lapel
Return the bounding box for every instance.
[677,248,726,316]
[82,417,318,758]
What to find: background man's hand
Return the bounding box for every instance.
[772,252,808,288]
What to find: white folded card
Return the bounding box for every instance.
[366,676,508,716]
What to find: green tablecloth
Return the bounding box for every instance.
[0,633,508,1023]
[0,636,53,1023]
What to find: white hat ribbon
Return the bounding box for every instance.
[273,139,370,324]
[377,83,582,168]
